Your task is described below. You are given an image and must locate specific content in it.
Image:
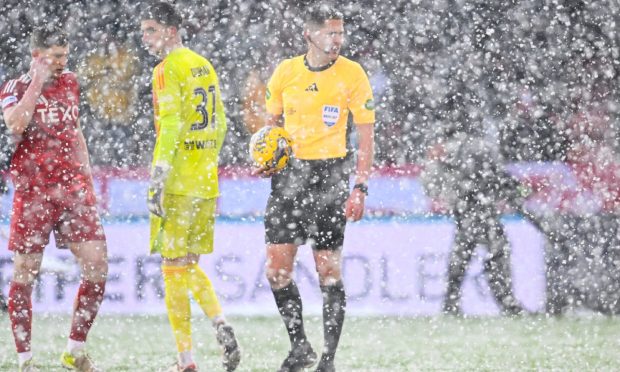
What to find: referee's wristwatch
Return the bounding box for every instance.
[353,183,369,196]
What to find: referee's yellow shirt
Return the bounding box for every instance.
[151,47,227,199]
[266,55,375,160]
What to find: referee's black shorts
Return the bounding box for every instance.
[264,157,351,250]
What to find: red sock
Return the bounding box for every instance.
[69,280,106,342]
[8,281,33,353]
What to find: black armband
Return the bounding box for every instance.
[353,183,368,195]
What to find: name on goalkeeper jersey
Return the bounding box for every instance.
[191,66,210,78]
[184,139,216,150]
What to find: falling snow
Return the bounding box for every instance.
[0,0,620,370]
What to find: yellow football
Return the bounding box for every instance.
[249,126,293,172]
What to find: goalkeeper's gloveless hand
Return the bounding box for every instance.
[147,164,170,217]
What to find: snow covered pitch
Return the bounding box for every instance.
[1,314,619,370]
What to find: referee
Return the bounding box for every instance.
[255,5,375,372]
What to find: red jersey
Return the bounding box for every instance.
[0,71,91,191]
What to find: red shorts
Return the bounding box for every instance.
[9,185,106,254]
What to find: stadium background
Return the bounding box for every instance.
[1,1,620,370]
[0,0,619,316]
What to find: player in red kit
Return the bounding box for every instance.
[0,26,108,372]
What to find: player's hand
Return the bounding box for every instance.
[345,189,366,222]
[251,166,279,178]
[147,185,165,217]
[147,164,169,218]
[29,57,53,84]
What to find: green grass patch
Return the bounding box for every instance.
[1,314,620,371]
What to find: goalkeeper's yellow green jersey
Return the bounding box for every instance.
[151,47,227,199]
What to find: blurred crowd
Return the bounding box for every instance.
[1,0,620,170]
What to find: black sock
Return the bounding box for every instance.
[320,280,346,361]
[272,281,307,348]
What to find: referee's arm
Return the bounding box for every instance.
[346,123,374,221]
[353,123,374,185]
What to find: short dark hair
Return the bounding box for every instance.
[304,4,343,28]
[30,25,68,50]
[142,2,182,28]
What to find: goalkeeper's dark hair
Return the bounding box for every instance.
[30,25,68,50]
[142,1,182,28]
[304,4,343,28]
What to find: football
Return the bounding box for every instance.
[249,126,293,172]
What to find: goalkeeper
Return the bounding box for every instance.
[140,3,239,371]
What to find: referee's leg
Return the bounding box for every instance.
[313,248,345,371]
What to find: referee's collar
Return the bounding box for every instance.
[303,55,337,72]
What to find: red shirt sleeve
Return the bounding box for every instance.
[0,78,24,111]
